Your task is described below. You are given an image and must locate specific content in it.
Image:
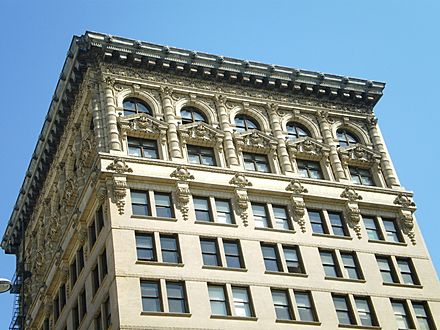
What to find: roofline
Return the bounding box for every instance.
[1,31,386,253]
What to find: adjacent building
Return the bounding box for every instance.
[2,31,439,329]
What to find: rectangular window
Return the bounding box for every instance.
[363,216,382,240]
[271,289,293,320]
[59,284,66,311]
[54,295,60,320]
[295,291,317,322]
[215,199,233,224]
[396,258,418,285]
[187,145,216,166]
[382,218,403,243]
[72,303,79,330]
[297,159,324,179]
[349,166,375,186]
[392,300,414,330]
[77,247,85,274]
[412,302,434,330]
[200,238,220,266]
[89,205,105,251]
[136,233,156,261]
[79,289,87,321]
[340,252,362,280]
[160,235,180,264]
[377,256,398,283]
[208,285,229,316]
[223,240,243,268]
[333,295,355,325]
[131,191,150,216]
[320,250,340,278]
[308,210,328,234]
[92,265,100,296]
[355,297,377,327]
[103,297,111,329]
[252,203,269,228]
[194,197,212,222]
[155,193,173,218]
[232,286,253,317]
[99,249,108,281]
[328,212,348,236]
[261,244,281,272]
[70,259,77,287]
[166,282,188,313]
[283,246,303,273]
[89,222,97,248]
[273,206,290,230]
[243,152,270,173]
[141,281,162,312]
[128,137,159,159]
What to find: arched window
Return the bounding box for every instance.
[181,106,207,124]
[286,122,310,140]
[123,98,152,116]
[234,114,260,132]
[336,129,358,147]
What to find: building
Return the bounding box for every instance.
[2,31,439,330]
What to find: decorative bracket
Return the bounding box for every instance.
[170,166,194,221]
[394,193,417,245]
[286,180,308,232]
[229,173,252,226]
[108,175,128,215]
[340,187,363,239]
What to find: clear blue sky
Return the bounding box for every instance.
[1,1,439,327]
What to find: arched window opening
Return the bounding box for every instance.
[336,129,358,147]
[286,122,310,140]
[234,115,260,132]
[181,106,207,124]
[123,98,152,116]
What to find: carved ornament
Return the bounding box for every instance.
[394,193,416,208]
[111,177,128,215]
[338,144,381,167]
[179,122,225,148]
[175,183,191,221]
[286,179,308,195]
[118,113,168,141]
[170,166,195,181]
[106,158,133,174]
[287,137,330,161]
[285,180,307,232]
[234,130,278,153]
[229,173,252,188]
[340,187,363,202]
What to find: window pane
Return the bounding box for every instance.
[262,245,281,272]
[333,296,354,325]
[208,286,228,316]
[295,292,315,322]
[155,193,173,218]
[355,297,375,326]
[328,212,347,236]
[272,290,292,320]
[383,219,401,242]
[309,211,326,234]
[341,253,360,279]
[232,287,252,317]
[141,282,161,312]
[273,206,290,230]
[161,236,179,263]
[284,247,302,273]
[131,191,147,204]
[224,241,242,268]
[392,301,412,329]
[252,204,268,228]
[216,200,233,224]
[364,217,381,240]
[320,251,339,277]
[201,240,219,266]
[413,303,431,330]
[166,282,187,313]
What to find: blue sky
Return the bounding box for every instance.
[0,0,439,327]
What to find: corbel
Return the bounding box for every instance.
[340,187,363,239]
[229,173,252,226]
[106,158,133,215]
[394,193,417,245]
[285,180,308,232]
[170,166,195,221]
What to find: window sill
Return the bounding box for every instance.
[203,265,248,272]
[265,271,308,278]
[276,319,321,326]
[141,312,192,317]
[368,239,407,246]
[325,276,365,283]
[195,221,238,228]
[312,233,353,240]
[255,227,296,234]
[210,315,257,321]
[338,324,381,329]
[131,215,178,222]
[136,260,184,267]
[383,282,422,289]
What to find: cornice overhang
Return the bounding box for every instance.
[1,31,386,253]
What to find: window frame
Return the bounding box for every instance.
[243,152,271,173]
[208,283,255,319]
[376,255,420,286]
[193,196,235,225]
[123,98,152,116]
[200,237,246,270]
[271,288,319,323]
[286,122,311,140]
[135,232,182,265]
[261,243,306,275]
[349,166,375,186]
[234,114,260,132]
[180,106,207,124]
[296,159,324,180]
[336,128,359,147]
[308,209,350,238]
[251,202,293,231]
[127,137,159,159]
[363,215,405,244]
[130,190,176,219]
[332,294,378,327]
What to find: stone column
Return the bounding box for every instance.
[215,95,239,166]
[102,77,121,151]
[160,87,182,159]
[267,103,293,174]
[91,91,105,151]
[367,116,400,188]
[317,110,346,180]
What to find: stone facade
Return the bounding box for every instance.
[2,32,439,330]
